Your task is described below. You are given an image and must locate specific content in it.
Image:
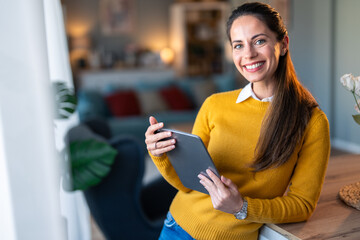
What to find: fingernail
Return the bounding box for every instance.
[159,122,164,127]
[171,139,175,143]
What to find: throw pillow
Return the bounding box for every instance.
[105,90,141,117]
[137,90,168,115]
[159,86,193,111]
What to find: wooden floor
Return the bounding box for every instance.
[90,147,352,240]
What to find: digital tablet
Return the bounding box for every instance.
[156,128,220,194]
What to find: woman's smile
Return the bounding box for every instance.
[243,61,265,72]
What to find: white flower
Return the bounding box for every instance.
[340,73,355,92]
[355,99,360,113]
[340,73,360,125]
[354,76,360,97]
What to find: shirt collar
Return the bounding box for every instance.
[236,83,273,103]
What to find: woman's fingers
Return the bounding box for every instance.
[145,128,172,146]
[152,144,176,156]
[198,173,219,197]
[145,116,176,156]
[149,116,158,125]
[154,138,176,149]
[198,170,243,214]
[198,170,223,192]
[145,122,163,136]
[206,169,228,192]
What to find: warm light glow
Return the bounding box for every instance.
[69,35,91,68]
[67,21,91,38]
[160,48,175,65]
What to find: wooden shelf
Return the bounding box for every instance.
[170,2,230,77]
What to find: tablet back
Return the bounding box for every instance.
[158,129,219,194]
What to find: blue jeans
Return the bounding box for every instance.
[158,212,196,240]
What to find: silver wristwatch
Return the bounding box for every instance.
[234,199,248,220]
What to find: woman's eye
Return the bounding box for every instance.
[255,39,265,45]
[233,44,243,49]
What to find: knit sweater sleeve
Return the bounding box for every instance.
[245,110,330,223]
[192,96,212,148]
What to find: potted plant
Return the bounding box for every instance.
[53,81,117,191]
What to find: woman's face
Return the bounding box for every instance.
[230,15,287,87]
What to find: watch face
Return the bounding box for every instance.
[234,199,248,220]
[235,211,246,220]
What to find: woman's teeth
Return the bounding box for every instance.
[245,62,264,69]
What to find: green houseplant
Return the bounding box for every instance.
[68,139,116,191]
[53,81,116,191]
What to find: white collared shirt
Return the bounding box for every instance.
[236,83,273,103]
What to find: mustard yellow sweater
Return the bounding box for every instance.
[150,89,330,240]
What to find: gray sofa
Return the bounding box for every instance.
[77,73,237,152]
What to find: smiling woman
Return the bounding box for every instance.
[144,2,330,240]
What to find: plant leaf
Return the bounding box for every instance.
[352,114,360,125]
[69,139,117,191]
[53,81,77,119]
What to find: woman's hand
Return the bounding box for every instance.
[145,116,176,157]
[198,169,244,214]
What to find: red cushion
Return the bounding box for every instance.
[105,90,141,116]
[159,86,193,110]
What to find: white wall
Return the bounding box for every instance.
[290,0,333,122]
[333,0,360,152]
[290,0,360,153]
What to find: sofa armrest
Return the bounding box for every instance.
[77,90,111,121]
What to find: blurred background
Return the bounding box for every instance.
[63,0,360,151]
[1,0,360,240]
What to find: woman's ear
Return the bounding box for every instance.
[281,35,289,56]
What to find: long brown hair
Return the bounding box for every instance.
[227,2,318,171]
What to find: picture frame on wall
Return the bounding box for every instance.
[99,0,134,35]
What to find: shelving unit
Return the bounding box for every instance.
[170,2,231,76]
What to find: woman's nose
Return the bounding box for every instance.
[244,45,257,59]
